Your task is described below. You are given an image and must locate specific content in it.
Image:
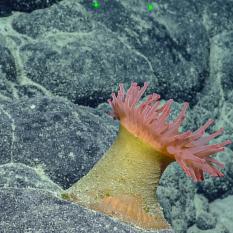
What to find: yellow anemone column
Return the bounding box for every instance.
[62,125,173,230]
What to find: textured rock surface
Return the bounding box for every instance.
[0,188,172,233]
[0,0,60,13]
[0,97,117,188]
[0,0,232,232]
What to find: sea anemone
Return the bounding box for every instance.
[108,82,231,181]
[62,82,231,230]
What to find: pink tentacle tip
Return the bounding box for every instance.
[108,82,232,182]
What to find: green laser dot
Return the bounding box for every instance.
[92,0,101,9]
[147,3,154,12]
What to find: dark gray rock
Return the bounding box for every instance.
[12,1,95,38]
[0,1,11,17]
[196,148,233,201]
[83,0,209,105]
[195,0,233,37]
[157,163,197,233]
[196,212,217,230]
[18,33,154,107]
[10,0,208,106]
[187,223,229,233]
[0,162,62,192]
[0,45,16,82]
[0,43,17,100]
[0,188,173,233]
[1,0,60,13]
[0,96,117,189]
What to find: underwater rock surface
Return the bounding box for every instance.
[0,0,233,232]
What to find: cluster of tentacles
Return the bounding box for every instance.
[108,82,231,181]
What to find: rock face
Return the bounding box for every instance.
[0,0,233,232]
[0,0,60,14]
